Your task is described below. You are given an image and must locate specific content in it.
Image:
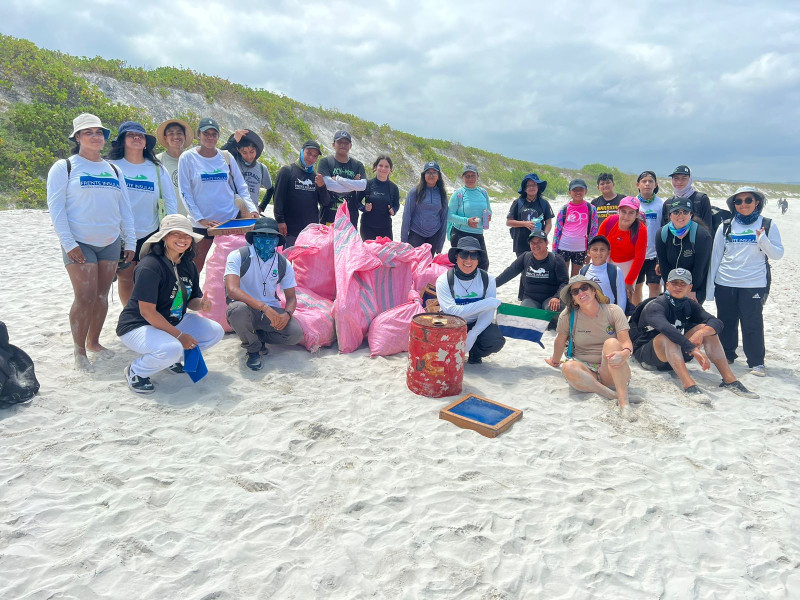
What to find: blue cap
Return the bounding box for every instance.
[422,161,441,174]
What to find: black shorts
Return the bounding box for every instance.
[636,258,661,285]
[556,249,586,265]
[634,339,693,371]
[133,229,159,262]
[192,227,214,241]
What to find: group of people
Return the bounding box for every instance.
[46,113,784,414]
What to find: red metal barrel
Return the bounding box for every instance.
[407,313,467,398]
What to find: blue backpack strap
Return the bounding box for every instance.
[566,310,576,359]
[660,223,670,243]
[579,264,589,276]
[688,220,698,245]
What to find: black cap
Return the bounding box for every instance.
[528,229,548,241]
[333,130,352,143]
[302,140,321,152]
[197,117,220,133]
[668,198,693,213]
[569,179,588,190]
[587,234,611,249]
[670,165,691,177]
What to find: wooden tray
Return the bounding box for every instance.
[439,394,522,438]
[207,218,258,236]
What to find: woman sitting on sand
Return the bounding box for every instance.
[545,275,636,421]
[116,214,224,394]
[46,113,136,372]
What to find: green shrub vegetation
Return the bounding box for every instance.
[2,34,798,209]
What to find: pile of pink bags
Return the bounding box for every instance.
[199,204,452,356]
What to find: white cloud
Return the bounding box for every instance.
[720,52,800,89]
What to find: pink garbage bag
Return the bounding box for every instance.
[332,203,382,353]
[278,287,335,352]
[199,234,249,332]
[364,238,432,314]
[368,290,425,357]
[412,252,452,293]
[286,224,335,300]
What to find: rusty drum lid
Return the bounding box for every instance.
[411,313,467,329]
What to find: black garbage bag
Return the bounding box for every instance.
[0,321,40,408]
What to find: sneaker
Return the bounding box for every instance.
[125,365,155,394]
[245,352,262,371]
[720,379,759,399]
[467,352,482,365]
[684,385,711,405]
[684,385,703,395]
[750,365,766,377]
[259,342,270,356]
[168,362,185,374]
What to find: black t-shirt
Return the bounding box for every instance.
[592,193,624,225]
[506,196,555,253]
[116,252,202,336]
[495,251,568,303]
[273,162,331,237]
[360,178,400,229]
[317,156,367,223]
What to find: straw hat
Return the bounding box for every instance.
[559,274,610,308]
[155,118,195,150]
[139,214,203,259]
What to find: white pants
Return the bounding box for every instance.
[120,313,224,378]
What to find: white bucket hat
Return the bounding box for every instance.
[69,113,110,142]
[139,214,204,259]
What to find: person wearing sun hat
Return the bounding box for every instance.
[631,268,758,400]
[156,118,195,216]
[706,186,784,377]
[436,237,505,364]
[116,214,224,393]
[46,113,136,373]
[107,121,179,305]
[545,274,635,421]
[178,117,258,272]
[224,217,304,371]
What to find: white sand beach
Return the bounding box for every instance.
[1,199,798,599]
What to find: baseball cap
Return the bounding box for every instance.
[670,165,691,177]
[667,268,692,284]
[197,117,220,133]
[422,161,441,174]
[302,140,322,152]
[333,130,352,143]
[528,229,548,241]
[462,164,479,175]
[569,179,588,191]
[668,198,693,213]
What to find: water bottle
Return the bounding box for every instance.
[482,209,490,230]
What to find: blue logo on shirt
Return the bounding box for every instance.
[200,169,228,182]
[124,176,155,192]
[79,172,121,188]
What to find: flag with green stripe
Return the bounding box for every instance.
[496,302,557,348]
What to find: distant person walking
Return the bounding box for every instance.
[46,113,135,372]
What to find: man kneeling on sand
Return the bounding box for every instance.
[631,268,757,400]
[224,218,304,370]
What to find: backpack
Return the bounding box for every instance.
[626,296,658,345]
[446,268,489,302]
[660,220,698,244]
[579,263,618,304]
[711,205,731,235]
[448,187,490,239]
[602,213,644,245]
[225,246,288,304]
[559,201,593,236]
[721,217,773,304]
[0,321,39,408]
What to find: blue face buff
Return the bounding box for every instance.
[299,150,314,173]
[668,222,690,238]
[253,234,279,261]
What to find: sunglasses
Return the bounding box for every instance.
[570,283,592,296]
[458,251,479,260]
[734,197,755,206]
[671,209,691,216]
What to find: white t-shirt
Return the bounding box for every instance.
[156,151,188,216]
[584,262,627,313]
[110,158,178,239]
[224,246,297,309]
[638,196,664,259]
[178,148,254,225]
[46,155,136,251]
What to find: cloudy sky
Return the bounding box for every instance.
[4,0,799,182]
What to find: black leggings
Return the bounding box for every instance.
[360,223,393,241]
